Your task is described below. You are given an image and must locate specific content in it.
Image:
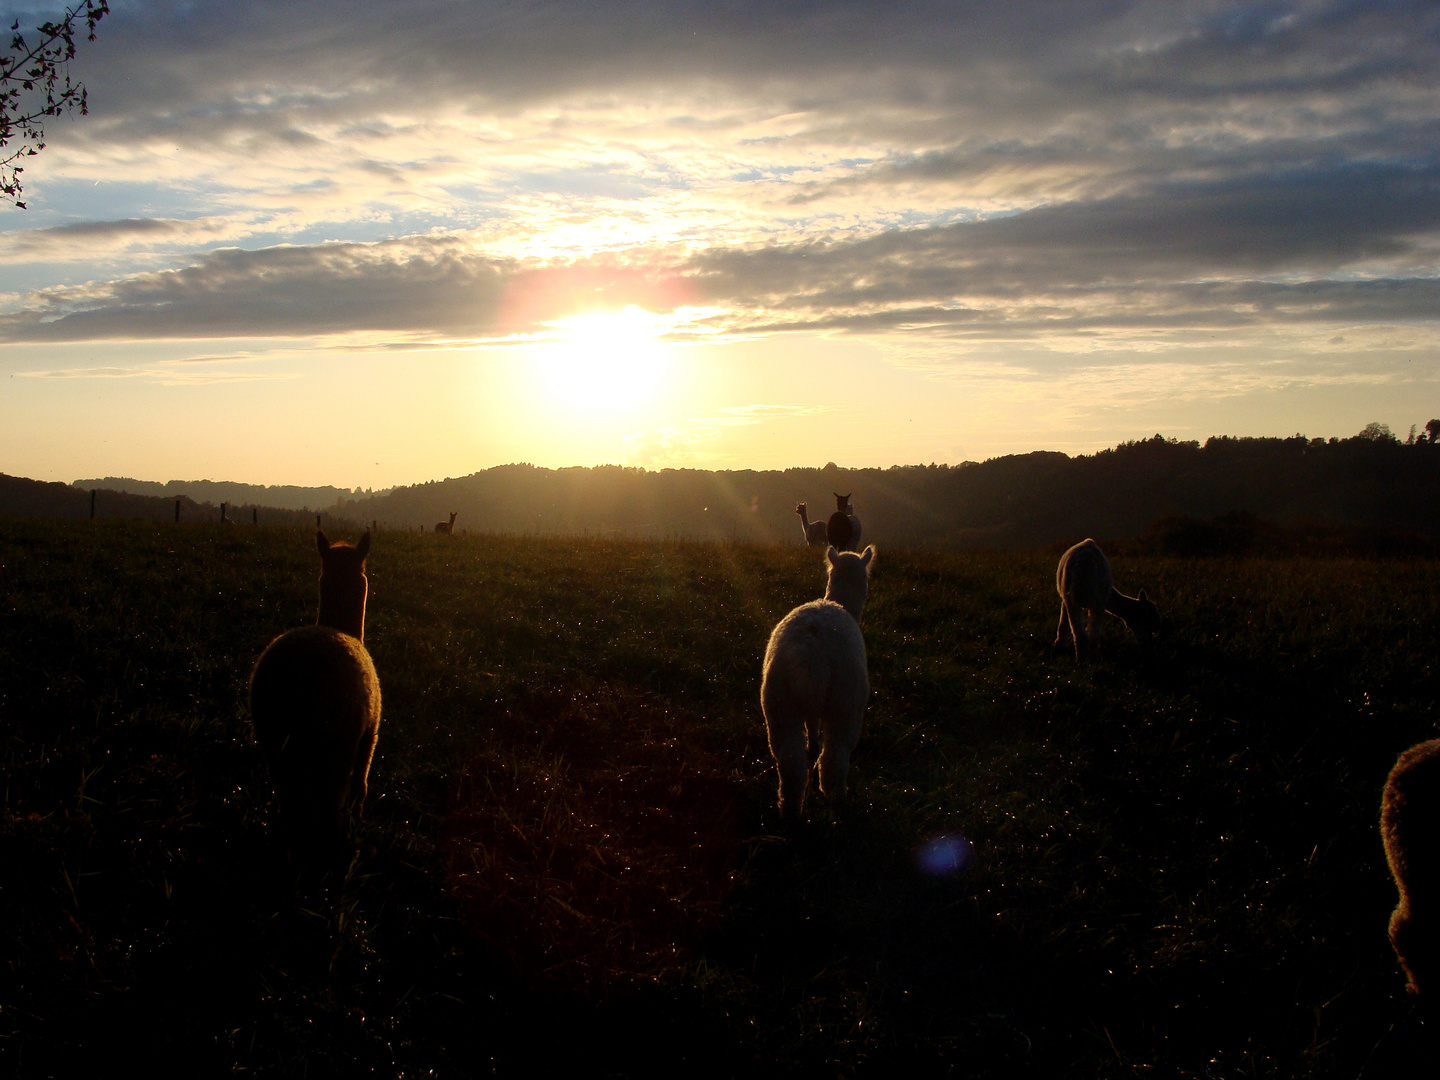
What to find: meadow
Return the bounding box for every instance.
[1,519,1436,1077]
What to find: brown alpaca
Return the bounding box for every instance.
[1382,738,1440,996]
[831,492,863,550]
[434,511,457,534]
[826,510,853,551]
[250,530,381,852]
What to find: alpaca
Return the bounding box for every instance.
[435,511,457,535]
[826,510,853,551]
[1382,738,1440,997]
[833,492,863,550]
[795,503,828,546]
[761,545,876,819]
[250,530,382,851]
[1054,538,1159,661]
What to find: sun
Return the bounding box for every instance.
[537,306,670,414]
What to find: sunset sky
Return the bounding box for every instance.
[1,0,1437,488]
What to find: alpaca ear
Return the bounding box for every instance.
[316,529,330,555]
[826,545,838,565]
[1138,588,1148,601]
[356,530,371,561]
[860,545,874,568]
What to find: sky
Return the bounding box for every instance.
[0,0,1437,488]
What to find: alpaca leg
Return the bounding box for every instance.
[817,728,857,804]
[817,700,863,805]
[1055,602,1070,649]
[770,722,809,820]
[1067,604,1086,661]
[350,720,379,818]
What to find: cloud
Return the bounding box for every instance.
[3,155,1438,345]
[0,0,1431,361]
[14,364,301,385]
[0,217,241,262]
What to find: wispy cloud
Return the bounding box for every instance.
[15,363,302,386]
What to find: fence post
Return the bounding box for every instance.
[90,489,96,519]
[316,513,322,529]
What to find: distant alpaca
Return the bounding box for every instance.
[826,510,853,551]
[761,545,876,819]
[1382,738,1440,996]
[435,511,458,535]
[250,530,382,851]
[832,492,863,551]
[795,503,828,546]
[1054,539,1159,661]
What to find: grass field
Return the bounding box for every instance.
[2,520,1437,1076]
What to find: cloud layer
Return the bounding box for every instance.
[0,0,1435,359]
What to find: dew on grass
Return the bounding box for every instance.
[915,834,973,877]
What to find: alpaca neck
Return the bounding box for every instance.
[1104,588,1144,625]
[826,580,866,624]
[318,587,367,641]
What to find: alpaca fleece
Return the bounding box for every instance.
[250,531,381,851]
[1382,738,1440,997]
[761,546,874,819]
[1054,538,1159,662]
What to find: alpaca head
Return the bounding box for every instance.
[1128,588,1161,643]
[317,529,370,640]
[834,492,852,513]
[825,544,874,623]
[795,503,807,518]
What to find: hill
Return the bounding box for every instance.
[336,432,1440,549]
[6,430,1439,550]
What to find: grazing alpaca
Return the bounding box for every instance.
[1054,538,1159,661]
[796,503,828,546]
[435,511,458,535]
[833,493,863,550]
[761,545,876,820]
[250,530,381,851]
[1382,738,1440,997]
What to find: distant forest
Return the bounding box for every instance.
[0,475,336,529]
[5,427,1439,553]
[333,427,1440,553]
[70,477,385,512]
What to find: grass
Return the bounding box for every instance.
[1,519,1437,1076]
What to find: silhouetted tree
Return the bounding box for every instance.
[1357,421,1396,442]
[1,1,107,208]
[1426,419,1440,444]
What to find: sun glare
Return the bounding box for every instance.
[537,306,670,413]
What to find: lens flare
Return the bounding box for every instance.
[915,834,973,877]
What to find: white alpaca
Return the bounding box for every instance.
[795,503,828,546]
[761,545,875,819]
[1054,538,1159,661]
[833,492,863,551]
[250,530,381,850]
[435,511,457,535]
